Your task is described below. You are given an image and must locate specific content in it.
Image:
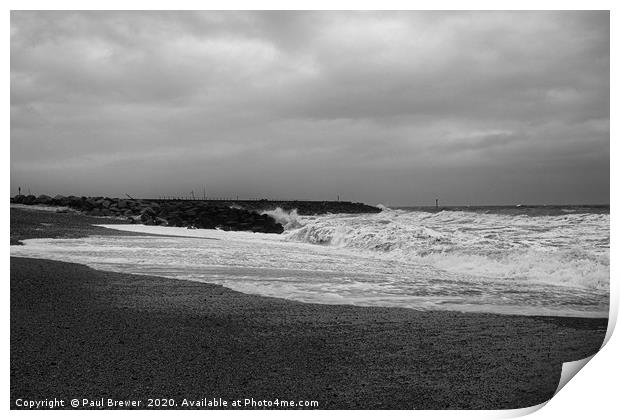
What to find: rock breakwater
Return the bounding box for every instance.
[11,195,381,234]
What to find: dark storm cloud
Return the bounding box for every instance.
[10,11,609,205]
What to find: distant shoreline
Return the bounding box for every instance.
[394,203,610,208]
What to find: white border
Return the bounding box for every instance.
[4,2,616,420]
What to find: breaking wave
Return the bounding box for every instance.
[261,207,302,230]
[284,208,609,290]
[10,205,609,317]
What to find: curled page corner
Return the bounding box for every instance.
[554,355,595,396]
[552,304,615,399]
[497,401,548,419]
[602,310,616,348]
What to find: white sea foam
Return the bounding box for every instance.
[283,209,609,290]
[10,208,609,318]
[260,207,302,230]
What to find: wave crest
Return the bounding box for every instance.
[261,207,302,230]
[284,210,609,290]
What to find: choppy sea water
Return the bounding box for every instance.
[11,206,609,318]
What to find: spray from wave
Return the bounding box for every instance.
[10,206,609,317]
[261,207,303,230]
[283,209,609,290]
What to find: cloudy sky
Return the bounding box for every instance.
[11,11,609,206]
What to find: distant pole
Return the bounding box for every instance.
[337,194,340,201]
[436,198,439,209]
[18,187,21,196]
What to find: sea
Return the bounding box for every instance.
[10,205,610,318]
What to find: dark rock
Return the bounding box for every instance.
[140,207,156,217]
[195,215,216,229]
[53,194,68,206]
[35,195,52,204]
[85,198,98,209]
[167,216,183,227]
[23,195,36,205]
[12,195,379,233]
[67,196,81,207]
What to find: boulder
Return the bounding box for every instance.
[140,207,157,217]
[23,195,36,205]
[52,195,69,205]
[85,198,98,209]
[66,196,81,207]
[35,194,52,204]
[127,215,141,224]
[196,215,216,229]
[167,216,183,227]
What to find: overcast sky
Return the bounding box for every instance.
[11,11,609,206]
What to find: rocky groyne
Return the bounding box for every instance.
[11,195,381,234]
[218,199,381,215]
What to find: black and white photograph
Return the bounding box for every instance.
[8,7,612,413]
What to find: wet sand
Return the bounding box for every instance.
[10,208,608,409]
